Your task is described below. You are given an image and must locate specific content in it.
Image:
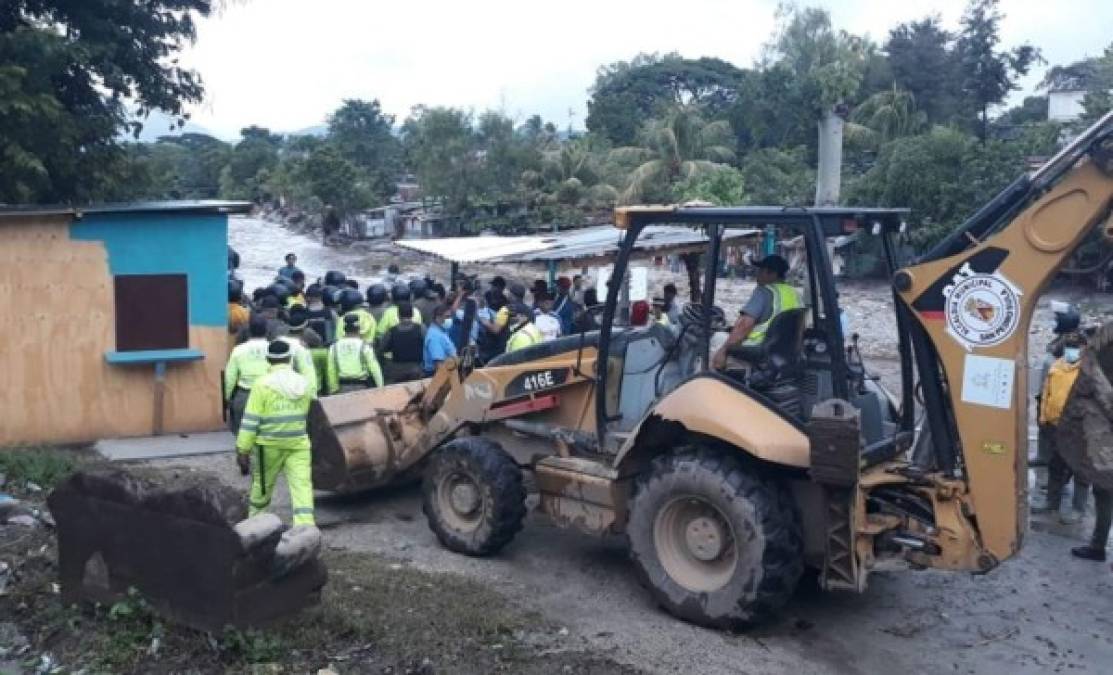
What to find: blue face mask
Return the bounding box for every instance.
[1064,347,1082,364]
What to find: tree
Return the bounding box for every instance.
[219,126,282,201]
[303,144,371,215]
[848,87,927,145]
[672,166,746,206]
[586,53,748,145]
[993,95,1049,129]
[737,147,815,206]
[327,99,402,202]
[610,106,735,203]
[402,106,480,214]
[0,0,212,203]
[955,0,1042,141]
[884,16,961,125]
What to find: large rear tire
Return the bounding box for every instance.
[627,446,803,627]
[422,437,526,556]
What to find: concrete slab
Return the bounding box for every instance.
[95,432,233,462]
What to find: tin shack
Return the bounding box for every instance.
[0,201,251,445]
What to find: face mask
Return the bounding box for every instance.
[1064,347,1082,364]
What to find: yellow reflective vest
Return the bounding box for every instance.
[278,336,319,399]
[236,365,313,453]
[224,338,270,398]
[506,322,543,353]
[327,337,384,393]
[1040,358,1081,426]
[375,304,423,340]
[337,307,377,344]
[745,282,801,345]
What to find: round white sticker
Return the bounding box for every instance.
[944,273,1021,350]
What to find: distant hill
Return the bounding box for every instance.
[288,124,328,137]
[122,110,230,143]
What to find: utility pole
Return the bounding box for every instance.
[815,104,849,206]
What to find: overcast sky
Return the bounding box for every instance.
[179,0,1113,139]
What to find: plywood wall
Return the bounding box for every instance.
[0,215,230,446]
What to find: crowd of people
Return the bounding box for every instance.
[222,251,664,419]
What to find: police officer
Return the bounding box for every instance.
[224,316,271,433]
[366,283,389,324]
[235,340,316,526]
[712,255,800,369]
[505,302,543,353]
[279,307,321,398]
[376,283,423,357]
[337,287,376,344]
[327,314,384,394]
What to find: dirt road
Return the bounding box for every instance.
[154,450,1113,675]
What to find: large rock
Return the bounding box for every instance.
[48,468,327,632]
[1057,322,1113,491]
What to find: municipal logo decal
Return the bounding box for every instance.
[942,263,1022,351]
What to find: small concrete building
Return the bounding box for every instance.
[0,201,251,446]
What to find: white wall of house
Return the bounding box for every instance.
[1049,90,1087,122]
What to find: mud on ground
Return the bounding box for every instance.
[0,459,634,674]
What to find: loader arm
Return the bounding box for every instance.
[895,111,1113,561]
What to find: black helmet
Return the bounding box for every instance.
[267,283,291,304]
[1054,308,1081,335]
[391,282,412,303]
[409,278,428,297]
[508,283,526,299]
[367,283,388,306]
[324,270,347,287]
[322,285,339,308]
[228,278,244,302]
[339,288,364,313]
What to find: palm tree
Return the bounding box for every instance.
[610,106,736,203]
[847,87,927,146]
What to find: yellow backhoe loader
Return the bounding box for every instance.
[309,110,1113,627]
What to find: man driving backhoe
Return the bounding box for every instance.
[711,254,801,370]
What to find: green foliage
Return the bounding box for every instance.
[672,166,746,206]
[765,5,868,117]
[0,0,211,203]
[0,447,79,489]
[956,0,1042,140]
[220,627,286,663]
[737,147,815,205]
[303,143,372,214]
[328,99,403,202]
[586,53,748,145]
[848,87,927,145]
[218,126,282,201]
[994,95,1050,128]
[885,16,963,126]
[611,106,735,203]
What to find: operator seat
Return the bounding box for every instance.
[729,307,807,381]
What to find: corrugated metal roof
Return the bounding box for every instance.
[0,200,253,221]
[395,225,760,265]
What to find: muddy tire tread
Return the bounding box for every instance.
[422,436,526,556]
[627,445,804,627]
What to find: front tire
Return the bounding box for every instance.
[627,446,803,627]
[422,437,526,556]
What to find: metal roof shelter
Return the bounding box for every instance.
[395,224,762,268]
[0,200,252,222]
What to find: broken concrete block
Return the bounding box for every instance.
[233,513,284,551]
[48,468,327,632]
[273,525,322,578]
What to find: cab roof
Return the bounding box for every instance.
[614,205,909,238]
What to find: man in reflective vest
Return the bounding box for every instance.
[224,316,271,433]
[279,307,321,399]
[712,254,801,369]
[327,314,384,394]
[506,302,543,353]
[235,340,316,526]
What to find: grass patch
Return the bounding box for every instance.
[1,540,635,673]
[0,446,86,491]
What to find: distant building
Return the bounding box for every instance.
[0,200,251,445]
[1048,87,1087,123]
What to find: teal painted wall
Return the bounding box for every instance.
[70,212,227,327]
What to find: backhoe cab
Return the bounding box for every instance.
[309,110,1113,628]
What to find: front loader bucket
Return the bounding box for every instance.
[309,380,429,493]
